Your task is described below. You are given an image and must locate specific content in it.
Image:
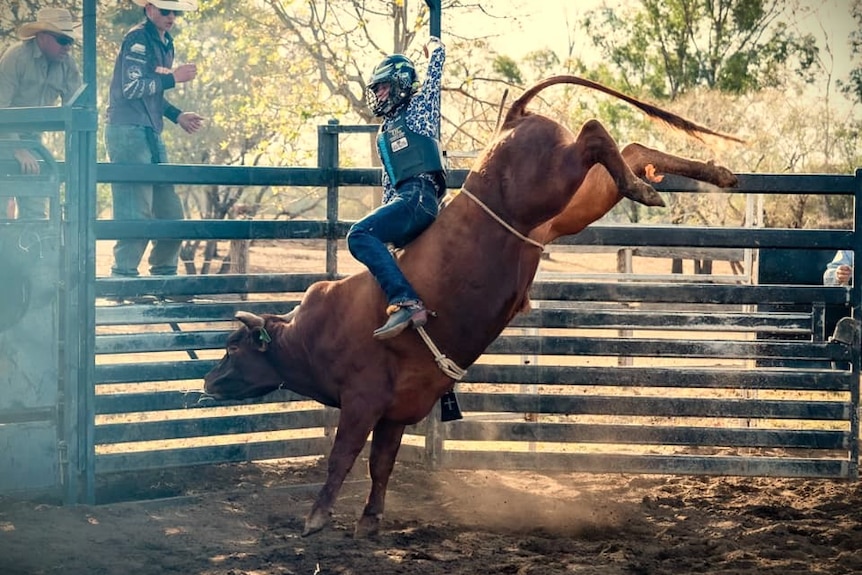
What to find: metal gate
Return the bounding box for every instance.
[0,141,65,498]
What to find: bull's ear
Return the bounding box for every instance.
[252,326,271,352]
[236,311,270,352]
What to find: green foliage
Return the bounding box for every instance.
[88,0,332,222]
[491,55,523,85]
[3,0,860,235]
[520,50,560,84]
[584,0,820,100]
[844,0,862,105]
[168,0,326,167]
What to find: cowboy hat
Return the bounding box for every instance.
[18,8,82,41]
[132,0,199,11]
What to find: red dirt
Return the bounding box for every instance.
[2,458,862,574]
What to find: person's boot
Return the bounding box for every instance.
[373,300,428,340]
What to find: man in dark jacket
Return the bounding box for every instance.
[106,0,204,288]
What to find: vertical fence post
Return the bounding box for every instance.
[64,114,98,504]
[616,248,634,367]
[422,0,444,469]
[59,0,99,504]
[318,121,341,448]
[851,168,862,480]
[425,403,444,469]
[425,0,441,38]
[318,120,340,280]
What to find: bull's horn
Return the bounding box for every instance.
[235,311,265,329]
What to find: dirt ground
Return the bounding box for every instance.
[2,457,862,575]
[3,243,852,573]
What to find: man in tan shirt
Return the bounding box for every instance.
[0,8,82,219]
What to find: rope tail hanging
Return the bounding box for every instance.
[416,326,466,380]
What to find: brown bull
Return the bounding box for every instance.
[204,75,740,538]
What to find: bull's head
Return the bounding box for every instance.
[203,311,284,400]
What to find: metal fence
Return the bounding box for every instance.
[86,125,862,501]
[2,113,861,504]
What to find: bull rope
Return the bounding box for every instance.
[459,187,545,250]
[416,187,547,380]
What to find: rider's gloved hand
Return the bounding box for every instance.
[424,36,444,58]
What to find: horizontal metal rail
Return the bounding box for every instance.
[84,153,862,488]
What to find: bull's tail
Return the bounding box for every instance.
[503,75,744,144]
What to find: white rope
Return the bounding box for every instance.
[416,326,467,380]
[414,187,544,380]
[459,187,545,250]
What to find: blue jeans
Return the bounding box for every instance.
[346,177,439,305]
[106,124,184,277]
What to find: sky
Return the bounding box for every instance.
[483,0,858,85]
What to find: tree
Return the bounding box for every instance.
[0,1,45,47]
[844,0,862,104]
[86,0,339,274]
[672,86,858,228]
[553,0,862,232]
[583,0,820,100]
[258,1,541,156]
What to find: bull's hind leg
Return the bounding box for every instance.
[303,406,380,536]
[354,419,406,538]
[569,119,663,207]
[543,142,737,242]
[622,143,738,188]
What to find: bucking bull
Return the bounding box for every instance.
[204,75,741,537]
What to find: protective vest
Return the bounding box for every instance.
[377,113,445,186]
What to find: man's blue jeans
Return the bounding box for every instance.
[105,124,184,277]
[347,177,439,305]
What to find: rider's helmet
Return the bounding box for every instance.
[366,54,418,117]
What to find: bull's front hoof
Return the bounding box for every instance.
[353,514,381,538]
[302,510,331,537]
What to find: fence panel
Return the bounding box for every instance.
[82,126,861,501]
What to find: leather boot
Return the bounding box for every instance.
[373,300,428,340]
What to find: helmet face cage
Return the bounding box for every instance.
[367,55,417,117]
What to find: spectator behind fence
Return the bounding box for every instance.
[105,0,204,290]
[824,250,854,286]
[0,8,82,220]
